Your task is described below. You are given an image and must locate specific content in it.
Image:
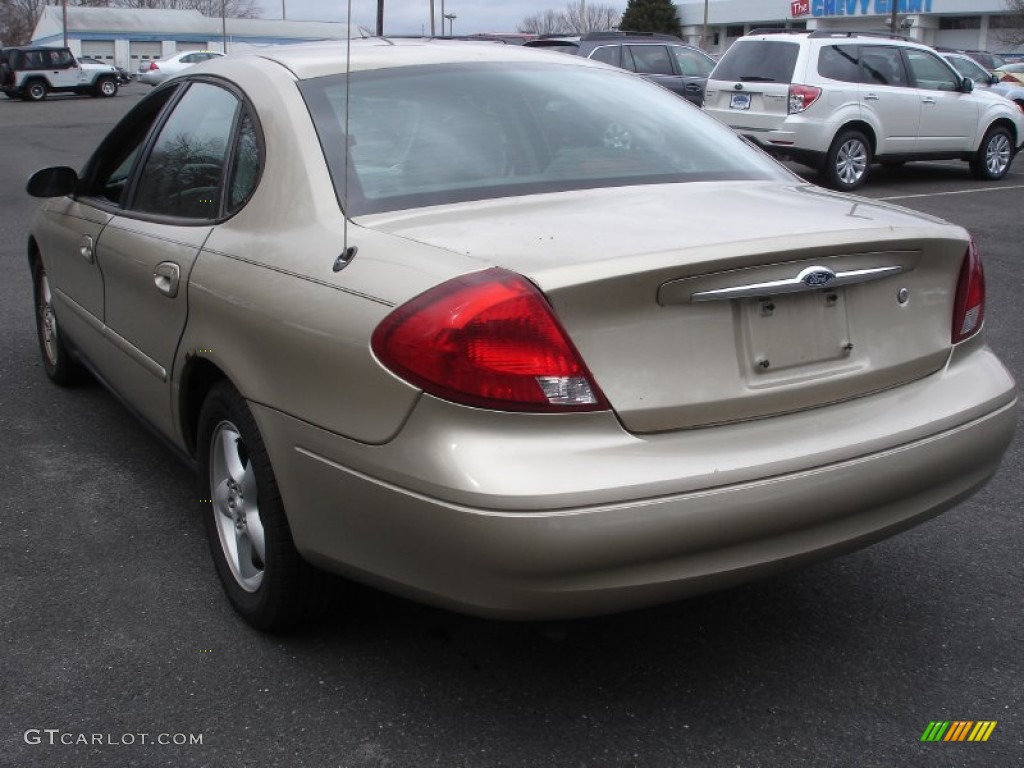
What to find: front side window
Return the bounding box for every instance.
[905,50,959,91]
[132,82,240,219]
[947,55,989,84]
[671,47,714,77]
[78,85,181,206]
[300,62,789,216]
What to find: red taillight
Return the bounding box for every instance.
[148,62,159,71]
[371,269,608,412]
[788,84,822,114]
[952,239,985,344]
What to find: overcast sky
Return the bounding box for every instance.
[258,0,601,35]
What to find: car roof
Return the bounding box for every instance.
[245,38,604,80]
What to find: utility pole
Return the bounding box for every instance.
[441,0,445,36]
[282,0,286,20]
[377,0,384,35]
[890,1,898,34]
[702,0,709,51]
[221,0,227,53]
[430,0,435,36]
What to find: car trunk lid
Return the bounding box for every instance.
[359,181,969,432]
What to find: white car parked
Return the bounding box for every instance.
[139,50,225,86]
[703,30,1024,190]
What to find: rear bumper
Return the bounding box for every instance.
[253,343,1016,619]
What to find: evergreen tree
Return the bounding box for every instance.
[619,0,682,37]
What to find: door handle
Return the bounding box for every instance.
[79,235,94,263]
[922,96,937,104]
[153,262,181,298]
[864,93,879,100]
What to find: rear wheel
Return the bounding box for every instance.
[22,79,47,102]
[197,381,332,631]
[824,129,872,191]
[32,259,84,385]
[94,76,117,98]
[970,125,1014,180]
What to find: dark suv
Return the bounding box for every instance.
[525,31,716,105]
[1,45,119,101]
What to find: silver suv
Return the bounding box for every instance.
[703,30,1024,190]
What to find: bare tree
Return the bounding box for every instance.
[563,1,620,34]
[518,9,568,36]
[994,0,1024,47]
[0,0,47,45]
[520,2,620,36]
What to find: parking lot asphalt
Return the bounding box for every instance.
[1,89,1022,768]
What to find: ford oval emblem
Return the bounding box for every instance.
[798,267,837,288]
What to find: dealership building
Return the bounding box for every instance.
[677,0,1024,56]
[29,6,362,72]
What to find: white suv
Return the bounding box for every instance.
[703,30,1024,190]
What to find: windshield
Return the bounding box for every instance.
[300,62,789,216]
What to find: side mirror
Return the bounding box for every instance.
[990,73,1001,86]
[960,77,974,94]
[26,166,78,198]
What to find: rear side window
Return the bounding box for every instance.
[588,45,621,67]
[711,40,799,83]
[861,47,908,87]
[818,45,861,82]
[671,47,715,77]
[625,45,674,76]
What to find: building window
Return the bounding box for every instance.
[990,15,1024,30]
[938,16,981,31]
[726,25,745,38]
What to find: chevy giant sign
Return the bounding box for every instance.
[810,0,933,15]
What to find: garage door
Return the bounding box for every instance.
[81,40,115,64]
[130,41,163,71]
[175,41,208,53]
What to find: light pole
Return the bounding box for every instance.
[440,0,445,36]
[444,13,455,36]
[430,0,435,36]
[702,0,709,51]
[377,0,384,35]
[221,0,227,53]
[282,0,286,20]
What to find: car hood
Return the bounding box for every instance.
[357,180,955,284]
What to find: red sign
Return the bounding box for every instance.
[791,0,810,16]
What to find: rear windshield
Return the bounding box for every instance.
[711,40,799,83]
[300,62,789,216]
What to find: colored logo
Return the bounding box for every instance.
[921,721,997,742]
[791,0,810,17]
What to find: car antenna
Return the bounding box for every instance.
[333,0,358,273]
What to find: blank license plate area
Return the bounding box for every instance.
[730,92,751,110]
[742,290,851,373]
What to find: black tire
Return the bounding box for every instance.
[22,79,47,102]
[3,91,17,99]
[31,259,84,386]
[197,381,332,631]
[823,129,872,191]
[94,77,118,98]
[970,125,1014,180]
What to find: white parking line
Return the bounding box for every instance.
[878,183,1024,201]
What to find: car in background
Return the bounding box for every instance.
[704,30,1024,190]
[24,40,1017,630]
[525,31,715,106]
[139,50,225,86]
[995,62,1024,85]
[943,52,1024,110]
[1,45,119,100]
[79,57,133,85]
